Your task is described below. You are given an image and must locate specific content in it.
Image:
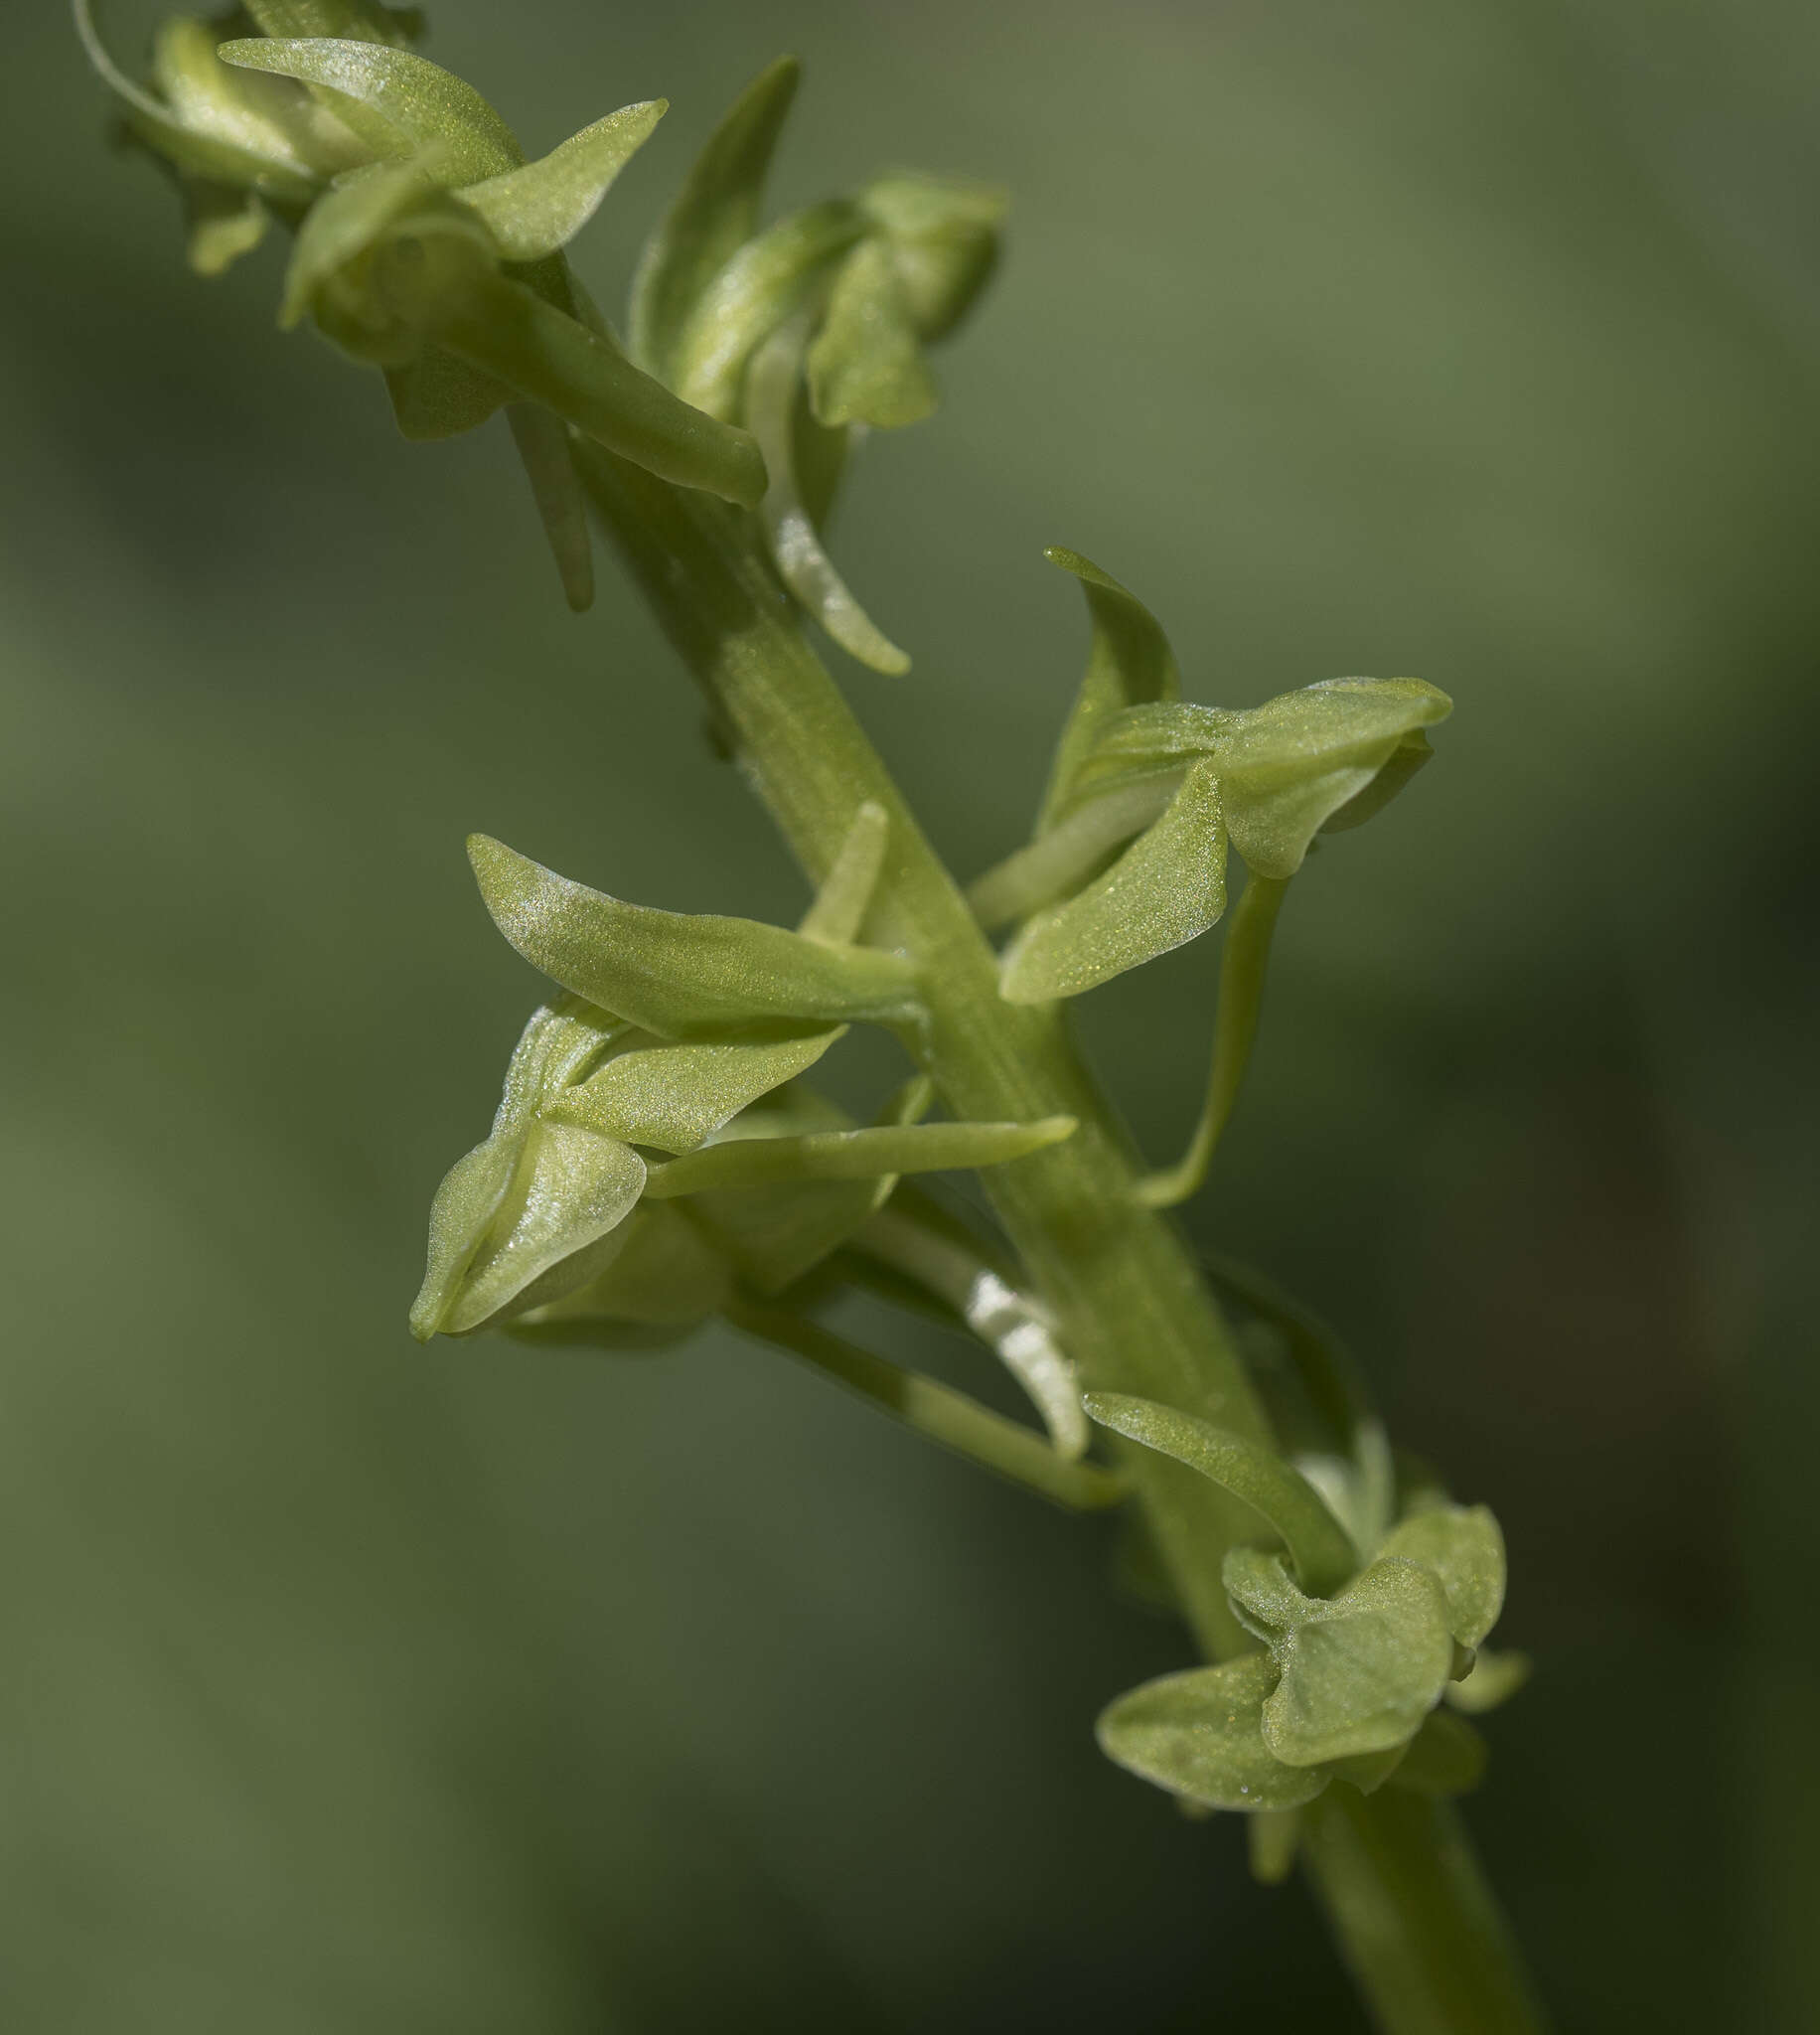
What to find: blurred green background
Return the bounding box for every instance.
[7,1,1817,2027]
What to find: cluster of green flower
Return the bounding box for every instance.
[77,0,998,628]
[83,3,1526,1887]
[1090,1388,1527,1874]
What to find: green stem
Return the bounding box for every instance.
[574,443,1548,2034]
[1301,1792,1550,2035]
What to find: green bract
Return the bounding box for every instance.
[1090,1392,1521,1820]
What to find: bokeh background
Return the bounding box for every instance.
[6,1,1817,2027]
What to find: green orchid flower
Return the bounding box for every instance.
[413,814,1073,1341]
[1087,1391,1528,1862]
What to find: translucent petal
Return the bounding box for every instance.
[468,835,919,1037]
